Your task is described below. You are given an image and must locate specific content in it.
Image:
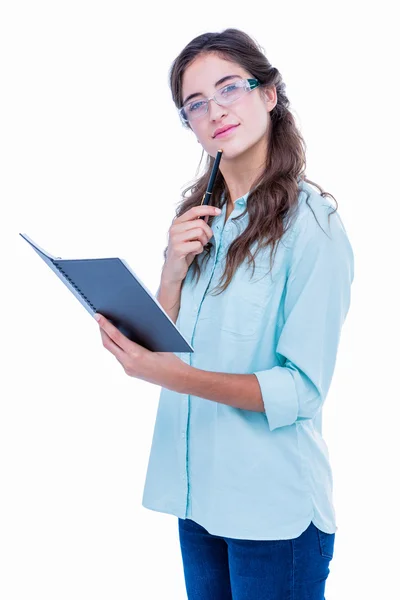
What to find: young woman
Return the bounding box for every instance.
[95,28,354,599]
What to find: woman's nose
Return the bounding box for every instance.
[207,98,228,121]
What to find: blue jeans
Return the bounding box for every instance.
[178,518,335,599]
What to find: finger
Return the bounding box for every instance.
[99,328,127,363]
[172,219,213,239]
[174,228,209,247]
[178,205,221,223]
[94,313,130,352]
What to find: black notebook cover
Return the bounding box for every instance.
[20,234,193,353]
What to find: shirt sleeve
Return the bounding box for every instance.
[253,202,354,431]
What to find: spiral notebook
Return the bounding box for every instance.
[19,233,193,353]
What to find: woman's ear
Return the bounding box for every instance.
[263,85,278,111]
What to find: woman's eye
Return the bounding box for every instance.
[189,101,206,112]
[221,84,238,95]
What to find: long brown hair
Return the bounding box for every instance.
[165,28,338,295]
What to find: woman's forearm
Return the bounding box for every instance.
[156,275,183,323]
[170,363,265,413]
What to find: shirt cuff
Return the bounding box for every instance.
[254,367,298,431]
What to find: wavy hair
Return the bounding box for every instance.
[165,28,338,295]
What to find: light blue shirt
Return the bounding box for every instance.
[142,180,354,540]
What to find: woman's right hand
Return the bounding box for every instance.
[162,205,221,285]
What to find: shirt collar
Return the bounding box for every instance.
[235,191,249,206]
[221,190,249,207]
[222,178,304,207]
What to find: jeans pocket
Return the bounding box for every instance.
[317,528,335,560]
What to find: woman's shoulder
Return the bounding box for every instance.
[290,180,349,242]
[297,180,337,221]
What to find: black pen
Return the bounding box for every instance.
[199,149,223,220]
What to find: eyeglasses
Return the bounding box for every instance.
[179,78,261,124]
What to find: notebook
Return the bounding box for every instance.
[19,234,193,353]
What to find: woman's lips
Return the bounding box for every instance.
[214,124,239,138]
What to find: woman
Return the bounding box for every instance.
[95,28,354,599]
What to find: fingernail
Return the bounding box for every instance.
[215,208,221,214]
[94,313,101,321]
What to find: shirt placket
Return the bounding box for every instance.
[182,204,244,518]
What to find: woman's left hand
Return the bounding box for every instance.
[94,313,188,391]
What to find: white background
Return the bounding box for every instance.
[1,1,399,598]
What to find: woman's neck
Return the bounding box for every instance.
[219,138,268,205]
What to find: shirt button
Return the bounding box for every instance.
[181,431,186,438]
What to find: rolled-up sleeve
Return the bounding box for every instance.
[254,203,354,431]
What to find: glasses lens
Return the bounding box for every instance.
[182,100,208,122]
[179,79,254,123]
[216,80,247,105]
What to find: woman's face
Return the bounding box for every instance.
[181,52,276,161]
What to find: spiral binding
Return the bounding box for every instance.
[53,260,97,311]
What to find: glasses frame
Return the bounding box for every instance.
[179,78,261,124]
